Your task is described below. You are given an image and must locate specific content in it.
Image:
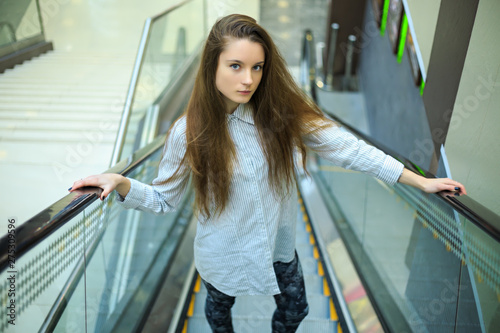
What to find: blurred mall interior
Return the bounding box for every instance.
[0,0,499,332]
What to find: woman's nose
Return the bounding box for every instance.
[242,70,253,85]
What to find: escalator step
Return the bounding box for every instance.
[296,228,312,244]
[186,315,337,333]
[300,257,321,275]
[296,242,314,259]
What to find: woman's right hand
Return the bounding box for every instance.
[68,173,131,200]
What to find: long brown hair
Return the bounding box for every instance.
[167,14,330,218]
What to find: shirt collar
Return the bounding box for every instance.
[228,103,255,125]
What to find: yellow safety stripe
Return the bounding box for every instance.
[297,193,341,327]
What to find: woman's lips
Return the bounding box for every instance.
[238,90,251,95]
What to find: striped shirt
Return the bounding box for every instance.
[117,103,404,296]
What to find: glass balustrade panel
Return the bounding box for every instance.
[82,148,192,331]
[121,0,205,159]
[0,210,86,333]
[314,153,490,332]
[458,216,500,332]
[0,0,42,50]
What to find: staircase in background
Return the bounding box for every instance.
[0,50,134,226]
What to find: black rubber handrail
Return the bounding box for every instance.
[0,0,200,274]
[0,134,167,273]
[300,29,500,243]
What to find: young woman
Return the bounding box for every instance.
[70,14,466,332]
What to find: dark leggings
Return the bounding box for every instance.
[202,252,309,333]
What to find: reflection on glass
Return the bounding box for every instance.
[314,153,491,332]
[461,217,500,332]
[406,30,421,85]
[120,0,205,159]
[387,0,402,52]
[53,277,86,333]
[0,0,42,49]
[83,148,192,331]
[371,0,384,24]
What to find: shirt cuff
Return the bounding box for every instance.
[377,156,404,186]
[116,178,145,209]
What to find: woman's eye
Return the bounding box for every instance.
[230,64,240,70]
[253,65,262,71]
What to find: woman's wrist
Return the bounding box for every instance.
[398,168,426,191]
[114,175,131,198]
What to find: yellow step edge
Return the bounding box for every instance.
[302,214,309,222]
[187,295,196,317]
[323,277,331,296]
[306,223,311,233]
[194,274,201,293]
[329,298,339,321]
[182,320,188,333]
[318,261,324,276]
[300,205,305,212]
[313,246,319,259]
[337,321,343,333]
[309,234,315,245]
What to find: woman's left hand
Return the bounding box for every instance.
[420,177,467,195]
[399,168,467,195]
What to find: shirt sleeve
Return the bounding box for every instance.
[303,119,404,185]
[116,116,191,214]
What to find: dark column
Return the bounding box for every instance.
[422,0,479,173]
[325,0,367,75]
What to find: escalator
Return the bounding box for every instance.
[1,1,499,332]
[181,193,341,332]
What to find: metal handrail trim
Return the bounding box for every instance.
[300,30,500,244]
[298,177,358,332]
[110,17,153,166]
[110,0,194,166]
[167,262,196,333]
[0,133,168,272]
[150,0,193,21]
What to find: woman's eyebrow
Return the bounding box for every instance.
[225,59,265,65]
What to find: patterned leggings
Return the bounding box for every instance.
[202,252,309,333]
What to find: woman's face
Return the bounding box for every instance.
[215,38,265,113]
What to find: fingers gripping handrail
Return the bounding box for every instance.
[0,134,167,273]
[300,30,500,243]
[0,0,199,279]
